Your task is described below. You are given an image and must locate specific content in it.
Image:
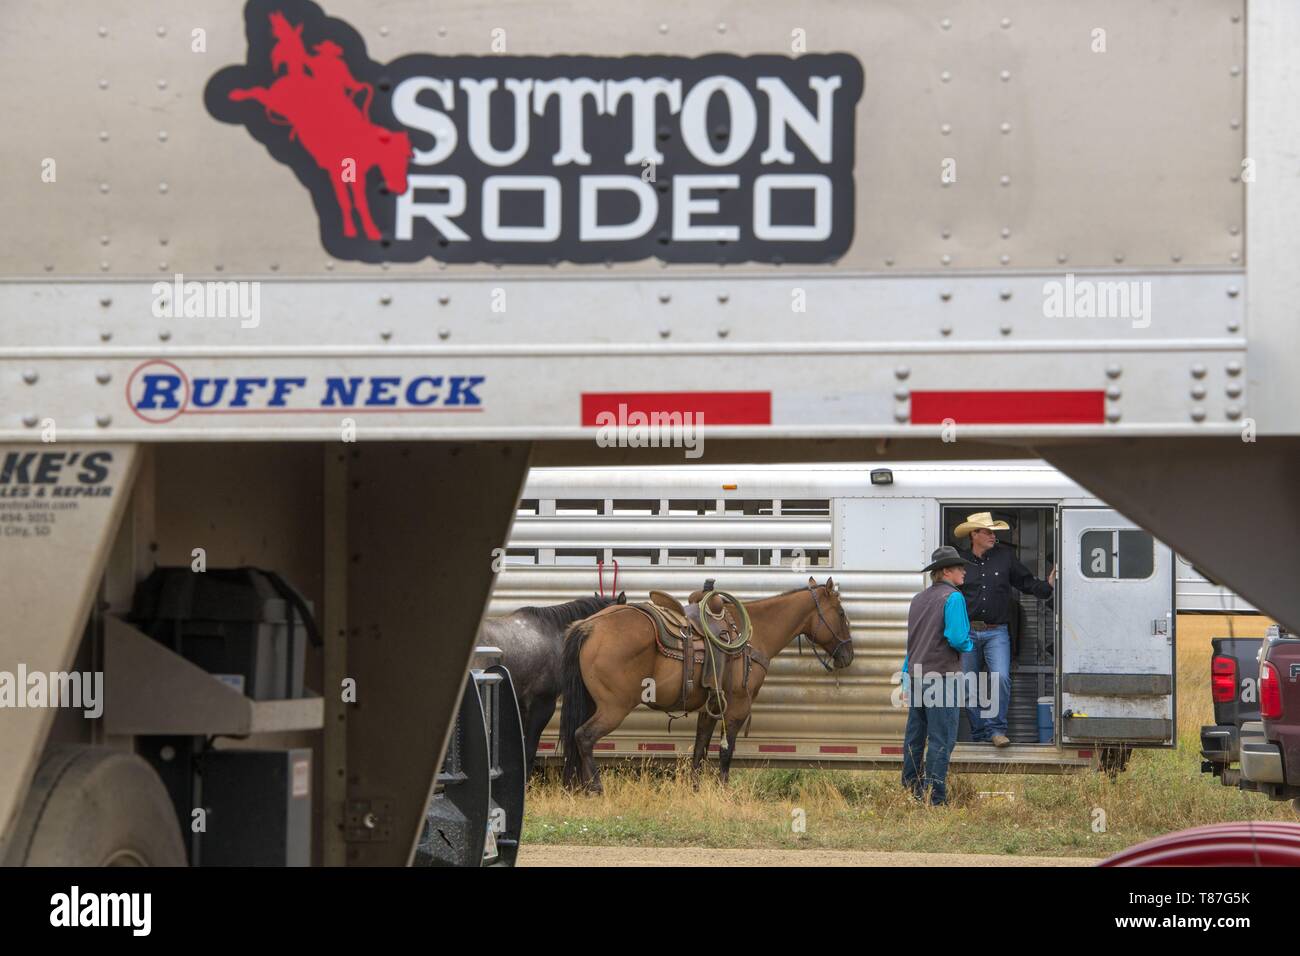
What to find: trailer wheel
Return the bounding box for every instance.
[4,745,187,866]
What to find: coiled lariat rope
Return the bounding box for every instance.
[698,590,752,744]
[700,590,751,651]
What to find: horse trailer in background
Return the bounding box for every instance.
[496,461,1250,773]
[1176,558,1260,615]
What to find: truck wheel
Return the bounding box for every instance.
[4,745,187,866]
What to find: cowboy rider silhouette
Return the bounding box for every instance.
[267,14,371,117]
[307,40,372,111]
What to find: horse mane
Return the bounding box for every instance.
[518,595,618,631]
[771,584,820,598]
[761,584,845,619]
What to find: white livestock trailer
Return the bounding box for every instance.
[493,461,1250,772]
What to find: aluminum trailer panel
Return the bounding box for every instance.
[1,0,1285,442]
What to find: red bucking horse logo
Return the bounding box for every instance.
[227,12,411,241]
[207,1,412,257]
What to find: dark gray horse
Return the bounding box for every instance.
[481,593,625,771]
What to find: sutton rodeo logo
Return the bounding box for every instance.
[206,0,863,265]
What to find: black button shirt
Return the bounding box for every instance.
[958,542,1053,625]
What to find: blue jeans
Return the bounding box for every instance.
[901,694,960,805]
[962,624,1011,740]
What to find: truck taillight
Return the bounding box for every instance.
[1211,655,1238,703]
[1260,661,1283,720]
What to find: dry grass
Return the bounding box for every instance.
[523,615,1296,858]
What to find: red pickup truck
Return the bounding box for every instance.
[1238,626,1300,810]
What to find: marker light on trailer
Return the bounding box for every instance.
[1260,660,1283,720]
[1211,655,1238,704]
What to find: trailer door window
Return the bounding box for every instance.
[1081,529,1155,579]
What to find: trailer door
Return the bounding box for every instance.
[1058,507,1175,746]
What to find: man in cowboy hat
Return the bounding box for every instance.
[953,512,1056,748]
[900,546,975,805]
[309,39,373,112]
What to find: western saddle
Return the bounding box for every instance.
[628,582,767,719]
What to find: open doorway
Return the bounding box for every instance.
[940,504,1058,745]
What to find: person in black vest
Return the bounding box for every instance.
[901,546,975,806]
[953,512,1055,747]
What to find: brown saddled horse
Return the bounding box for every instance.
[560,577,854,791]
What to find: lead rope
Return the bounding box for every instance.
[596,558,619,598]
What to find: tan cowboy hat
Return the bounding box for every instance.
[954,511,1011,539]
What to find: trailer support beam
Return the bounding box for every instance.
[0,443,139,859]
[343,442,530,865]
[1040,437,1300,633]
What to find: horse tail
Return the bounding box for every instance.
[559,618,596,785]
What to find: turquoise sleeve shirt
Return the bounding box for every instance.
[944,590,973,652]
[902,589,973,675]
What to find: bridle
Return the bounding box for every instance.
[799,584,853,672]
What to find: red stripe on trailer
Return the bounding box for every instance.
[538,742,555,751]
[708,745,720,753]
[594,742,616,751]
[819,745,857,754]
[638,742,675,751]
[580,391,772,426]
[880,746,903,755]
[759,744,797,753]
[910,390,1105,425]
[1077,750,1094,758]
